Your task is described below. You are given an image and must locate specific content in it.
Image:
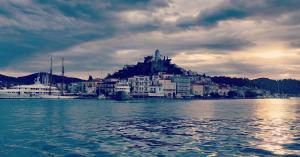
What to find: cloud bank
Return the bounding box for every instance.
[0,0,300,79]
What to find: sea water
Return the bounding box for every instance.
[0,98,299,156]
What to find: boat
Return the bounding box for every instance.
[114,91,130,101]
[0,57,78,99]
[0,77,77,99]
[98,94,107,100]
[113,82,131,101]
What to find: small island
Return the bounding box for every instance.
[1,50,299,100]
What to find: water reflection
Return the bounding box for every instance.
[252,99,299,155]
[0,99,300,156]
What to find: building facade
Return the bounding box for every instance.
[191,84,204,97]
[158,79,176,98]
[129,76,150,97]
[99,79,119,96]
[172,76,191,97]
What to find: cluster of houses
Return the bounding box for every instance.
[60,50,270,99]
[64,72,269,99]
[0,50,286,99]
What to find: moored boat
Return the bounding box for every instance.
[114,91,131,101]
[0,57,79,99]
[0,80,78,99]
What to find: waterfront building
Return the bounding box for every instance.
[99,79,119,96]
[68,82,82,94]
[191,83,204,97]
[128,75,169,97]
[129,76,150,97]
[218,85,230,97]
[158,79,176,98]
[172,76,191,97]
[148,84,164,97]
[81,81,98,95]
[68,80,99,95]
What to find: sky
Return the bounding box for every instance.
[1,0,300,79]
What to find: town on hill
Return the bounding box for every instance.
[1,50,300,99]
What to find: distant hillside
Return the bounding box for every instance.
[253,78,300,95]
[211,76,300,95]
[0,72,84,86]
[0,74,16,83]
[108,50,186,79]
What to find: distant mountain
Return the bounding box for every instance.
[0,74,16,83]
[108,50,186,79]
[0,72,84,86]
[252,78,300,95]
[211,76,300,95]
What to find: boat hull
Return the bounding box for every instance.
[0,93,78,99]
[114,91,131,101]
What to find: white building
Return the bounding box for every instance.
[148,85,164,97]
[158,79,176,98]
[82,81,98,95]
[129,76,150,97]
[68,80,99,95]
[129,75,168,97]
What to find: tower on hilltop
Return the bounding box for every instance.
[154,49,161,61]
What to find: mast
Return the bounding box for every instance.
[277,80,279,95]
[49,57,53,95]
[61,57,64,95]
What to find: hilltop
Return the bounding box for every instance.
[108,50,186,79]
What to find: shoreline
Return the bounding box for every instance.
[0,97,295,101]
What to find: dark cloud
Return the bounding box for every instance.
[197,38,254,51]
[0,0,170,68]
[177,0,300,28]
[1,0,300,79]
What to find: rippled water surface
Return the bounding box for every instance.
[0,98,300,157]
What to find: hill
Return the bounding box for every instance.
[107,50,300,95]
[0,74,17,83]
[211,76,300,95]
[108,50,186,79]
[0,72,84,86]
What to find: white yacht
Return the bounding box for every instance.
[0,77,78,99]
[0,57,78,99]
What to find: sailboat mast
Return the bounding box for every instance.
[49,57,53,95]
[61,57,64,95]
